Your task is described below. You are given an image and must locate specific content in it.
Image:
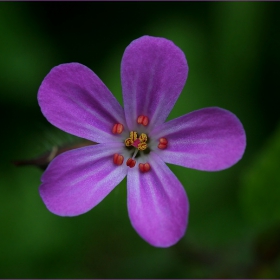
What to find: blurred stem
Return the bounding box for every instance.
[13,140,96,170]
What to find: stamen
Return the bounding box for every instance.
[158,137,168,149]
[138,142,147,151]
[139,133,147,142]
[125,138,133,146]
[139,162,151,172]
[159,137,168,145]
[113,153,124,165]
[137,115,149,126]
[130,131,137,141]
[125,132,148,151]
[137,115,144,124]
[112,123,124,134]
[126,158,136,168]
[158,143,167,149]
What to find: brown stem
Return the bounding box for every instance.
[13,140,96,170]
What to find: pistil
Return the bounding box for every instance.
[125,132,148,151]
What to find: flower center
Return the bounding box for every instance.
[123,131,150,170]
[112,115,168,172]
[125,131,148,151]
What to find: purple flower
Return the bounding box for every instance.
[38,36,246,247]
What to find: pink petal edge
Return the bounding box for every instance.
[150,107,246,171]
[121,36,188,131]
[38,63,126,143]
[127,152,189,247]
[40,143,127,216]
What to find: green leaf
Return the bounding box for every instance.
[240,121,280,228]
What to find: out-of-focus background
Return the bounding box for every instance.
[1,2,280,278]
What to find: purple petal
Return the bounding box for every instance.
[38,63,126,143]
[127,152,189,247]
[150,107,246,171]
[121,36,188,130]
[39,143,127,216]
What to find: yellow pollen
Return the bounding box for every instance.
[139,133,147,142]
[125,138,133,146]
[130,131,137,141]
[138,142,147,150]
[125,131,148,150]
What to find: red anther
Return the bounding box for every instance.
[159,137,168,145]
[158,137,168,149]
[142,116,149,126]
[158,143,167,149]
[113,153,118,163]
[139,163,144,172]
[112,124,118,134]
[139,162,151,172]
[112,123,124,134]
[144,163,151,172]
[137,115,149,126]
[137,115,144,124]
[113,153,124,165]
[126,158,136,168]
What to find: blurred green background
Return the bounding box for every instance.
[1,2,280,278]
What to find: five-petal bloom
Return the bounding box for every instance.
[38,36,246,247]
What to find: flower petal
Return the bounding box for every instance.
[38,63,126,143]
[150,107,246,171]
[39,143,127,216]
[121,36,188,130]
[127,152,189,247]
